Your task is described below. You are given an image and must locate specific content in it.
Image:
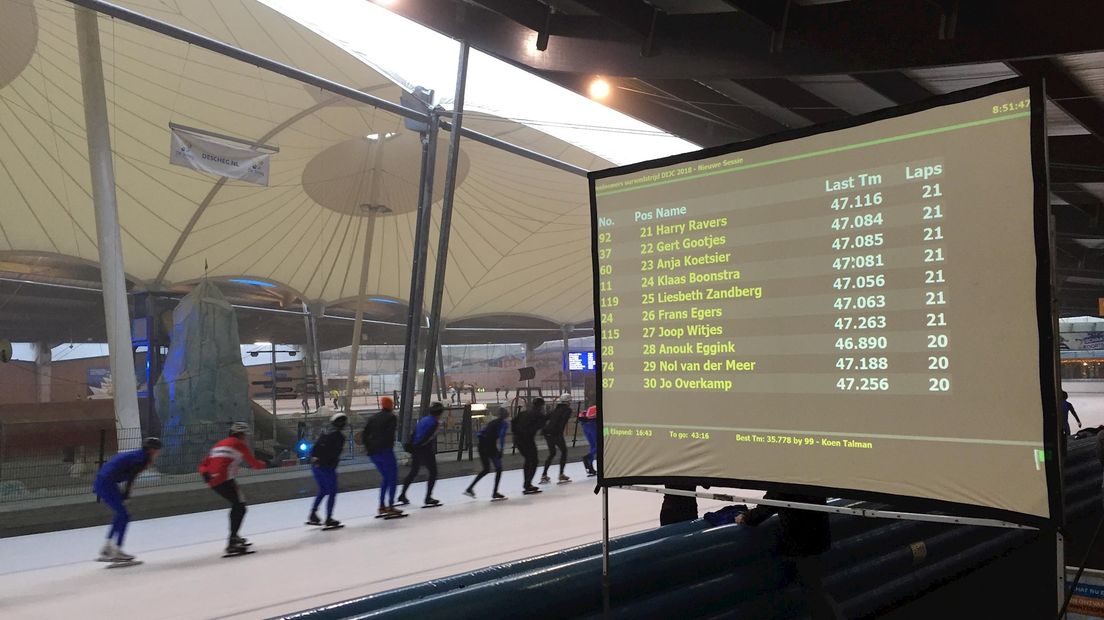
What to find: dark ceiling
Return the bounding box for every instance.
[382,0,1104,317]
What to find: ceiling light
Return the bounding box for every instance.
[588,78,610,100]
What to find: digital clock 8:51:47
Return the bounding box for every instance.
[992,98,1029,114]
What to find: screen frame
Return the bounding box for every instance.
[587,77,1060,528]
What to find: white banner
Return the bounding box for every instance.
[170,127,271,186]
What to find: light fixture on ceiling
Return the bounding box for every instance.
[364,132,398,141]
[588,77,611,100]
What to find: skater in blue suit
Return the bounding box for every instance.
[93,437,161,562]
[580,405,598,476]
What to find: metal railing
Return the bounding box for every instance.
[0,403,585,504]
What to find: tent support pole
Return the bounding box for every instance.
[436,325,448,401]
[399,110,441,434]
[270,342,278,438]
[301,303,316,411]
[309,303,325,409]
[420,41,469,414]
[602,484,611,618]
[75,6,142,447]
[345,140,388,413]
[562,324,573,396]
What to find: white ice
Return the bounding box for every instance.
[0,462,733,620]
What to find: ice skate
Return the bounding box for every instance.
[105,559,143,569]
[322,518,343,530]
[557,474,572,484]
[112,546,135,562]
[396,495,410,506]
[523,487,543,495]
[587,470,597,477]
[491,492,507,502]
[539,475,551,485]
[463,488,476,499]
[422,498,442,508]
[230,535,252,547]
[223,541,254,557]
[97,541,117,562]
[384,506,408,519]
[306,513,322,526]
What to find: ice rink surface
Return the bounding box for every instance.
[8,390,1098,620]
[0,462,732,620]
[1065,386,1104,431]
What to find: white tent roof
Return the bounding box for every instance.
[0,0,621,326]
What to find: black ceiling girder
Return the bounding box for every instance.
[1009,59,1104,141]
[538,73,747,146]
[851,72,934,105]
[637,78,788,143]
[394,0,1104,79]
[729,77,850,125]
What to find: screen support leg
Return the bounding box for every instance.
[1057,529,1066,617]
[602,485,611,618]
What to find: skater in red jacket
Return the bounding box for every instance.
[199,421,266,555]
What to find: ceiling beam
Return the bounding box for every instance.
[850,72,934,105]
[1009,59,1104,141]
[571,0,664,55]
[402,0,1104,78]
[635,79,787,143]
[540,73,741,146]
[730,77,850,125]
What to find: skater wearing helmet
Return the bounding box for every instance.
[580,405,598,476]
[540,394,573,485]
[464,407,510,501]
[199,422,266,555]
[397,402,445,508]
[93,437,161,563]
[363,396,404,518]
[307,411,348,529]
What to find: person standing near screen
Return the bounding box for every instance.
[397,402,444,508]
[1062,390,1082,458]
[737,493,843,620]
[580,404,598,476]
[513,397,547,494]
[659,483,699,526]
[364,396,404,517]
[540,394,573,484]
[93,437,161,563]
[464,407,510,500]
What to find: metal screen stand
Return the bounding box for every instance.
[620,485,1036,529]
[602,485,611,618]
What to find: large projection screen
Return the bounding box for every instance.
[590,80,1058,522]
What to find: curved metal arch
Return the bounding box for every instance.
[444,311,568,331]
[169,273,310,308]
[0,249,148,289]
[326,293,408,309]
